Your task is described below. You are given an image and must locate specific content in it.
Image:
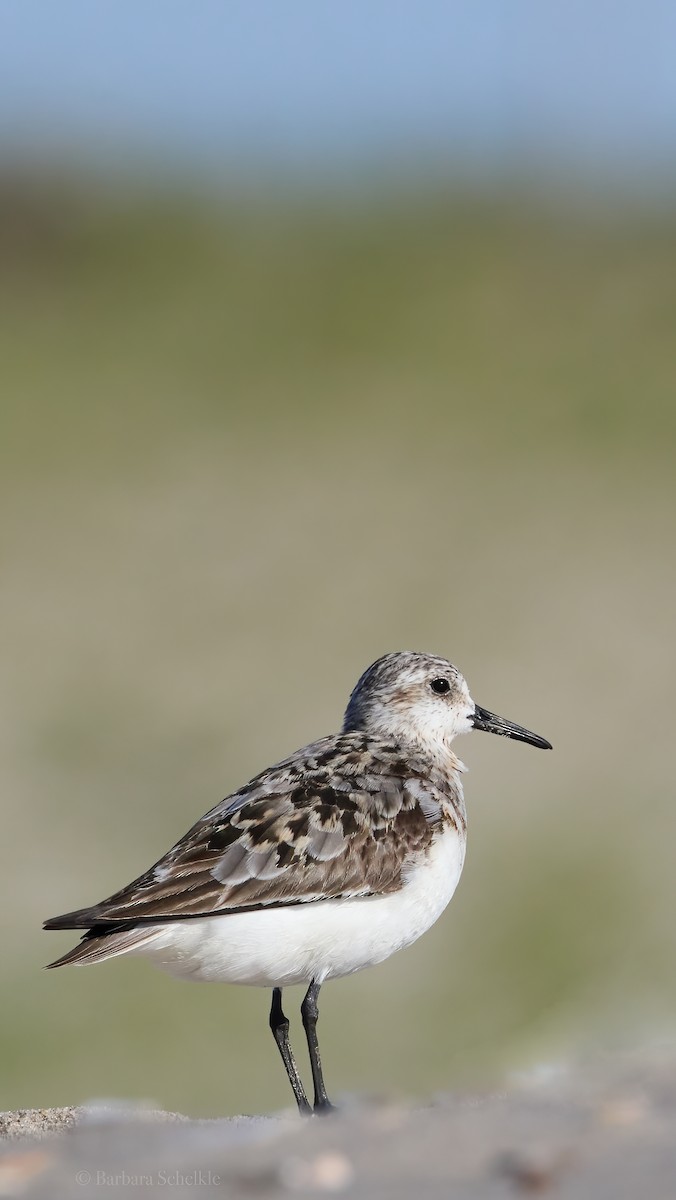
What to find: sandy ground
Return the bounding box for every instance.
[1,1052,675,1198]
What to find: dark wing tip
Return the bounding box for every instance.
[43,907,102,931]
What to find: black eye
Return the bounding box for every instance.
[430,677,450,695]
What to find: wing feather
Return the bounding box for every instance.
[44,733,459,932]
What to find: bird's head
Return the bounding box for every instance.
[343,651,552,758]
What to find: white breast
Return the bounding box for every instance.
[131,825,466,987]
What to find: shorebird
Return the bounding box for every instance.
[44,651,551,1115]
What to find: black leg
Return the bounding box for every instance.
[301,980,335,1114]
[269,988,312,1116]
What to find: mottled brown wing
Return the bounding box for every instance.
[45,735,448,930]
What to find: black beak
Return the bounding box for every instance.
[471,704,552,750]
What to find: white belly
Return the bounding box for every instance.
[131,826,466,987]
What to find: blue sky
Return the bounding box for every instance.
[2,1,676,183]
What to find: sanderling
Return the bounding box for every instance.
[44,651,551,1115]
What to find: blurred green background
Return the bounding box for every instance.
[2,3,676,1118]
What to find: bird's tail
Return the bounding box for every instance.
[44,922,162,969]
